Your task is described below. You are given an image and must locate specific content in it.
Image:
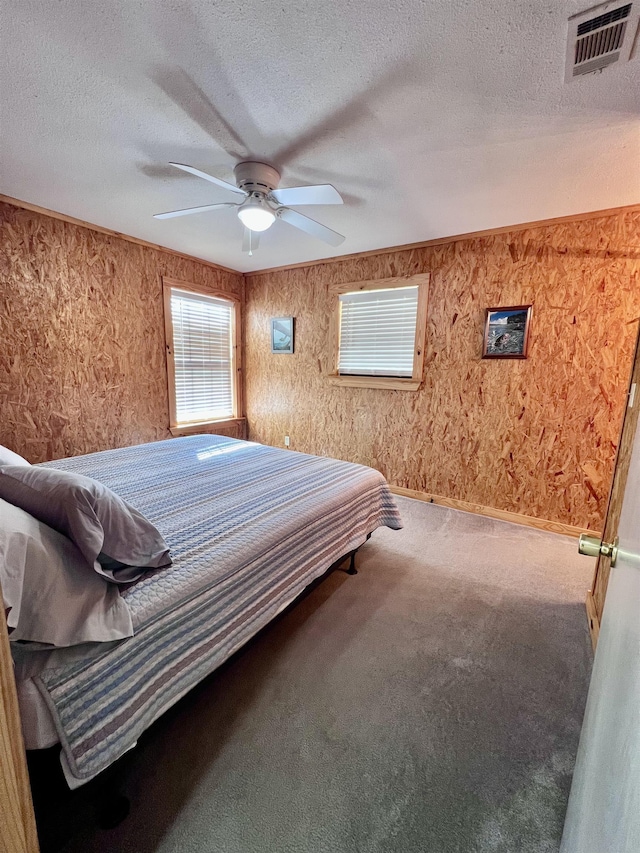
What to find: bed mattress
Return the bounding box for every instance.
[14,435,402,786]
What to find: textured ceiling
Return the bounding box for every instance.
[1,0,639,273]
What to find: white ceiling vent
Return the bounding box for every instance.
[565,1,639,81]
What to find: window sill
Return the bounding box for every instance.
[326,374,422,391]
[169,418,246,437]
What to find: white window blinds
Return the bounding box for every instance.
[338,286,419,377]
[170,288,234,423]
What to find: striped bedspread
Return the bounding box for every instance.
[34,435,402,784]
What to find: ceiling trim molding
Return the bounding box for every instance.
[2,194,638,279]
[0,194,240,276]
[244,203,640,277]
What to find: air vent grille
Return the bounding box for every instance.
[566,2,639,80]
[577,3,631,34]
[575,20,626,63]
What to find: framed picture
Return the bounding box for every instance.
[271,316,294,354]
[482,305,532,359]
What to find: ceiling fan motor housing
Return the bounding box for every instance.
[234,161,281,195]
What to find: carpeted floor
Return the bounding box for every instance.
[31,497,594,853]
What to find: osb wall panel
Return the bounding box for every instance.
[245,210,640,531]
[0,202,244,462]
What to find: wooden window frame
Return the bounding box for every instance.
[327,273,430,391]
[162,277,243,436]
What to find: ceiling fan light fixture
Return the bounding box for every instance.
[156,161,345,250]
[237,196,276,232]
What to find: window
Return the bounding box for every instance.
[338,286,419,377]
[163,279,241,433]
[328,273,429,390]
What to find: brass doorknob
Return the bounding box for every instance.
[578,534,618,566]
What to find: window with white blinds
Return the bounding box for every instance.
[338,286,419,377]
[169,287,235,424]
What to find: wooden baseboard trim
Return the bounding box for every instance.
[389,485,595,539]
[585,591,600,652]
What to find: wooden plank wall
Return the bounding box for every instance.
[0,202,245,462]
[245,210,640,532]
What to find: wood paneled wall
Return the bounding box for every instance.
[245,210,640,532]
[0,202,244,462]
[2,198,639,531]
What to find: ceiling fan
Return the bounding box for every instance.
[154,161,345,254]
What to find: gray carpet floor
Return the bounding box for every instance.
[35,497,594,853]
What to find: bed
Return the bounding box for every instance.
[6,434,402,788]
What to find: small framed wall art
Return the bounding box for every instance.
[482,305,532,359]
[271,316,294,354]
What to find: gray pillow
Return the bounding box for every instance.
[0,466,171,583]
[0,444,30,466]
[0,498,133,646]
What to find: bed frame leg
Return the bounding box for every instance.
[346,551,358,575]
[338,538,369,575]
[97,792,130,830]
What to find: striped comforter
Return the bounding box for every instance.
[34,435,402,785]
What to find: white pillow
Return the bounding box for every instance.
[0,498,134,647]
[0,444,30,466]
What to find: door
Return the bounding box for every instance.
[560,358,640,852]
[583,322,640,648]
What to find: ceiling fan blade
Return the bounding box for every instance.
[242,227,260,255]
[278,208,345,246]
[169,163,246,196]
[270,184,343,206]
[154,202,237,220]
